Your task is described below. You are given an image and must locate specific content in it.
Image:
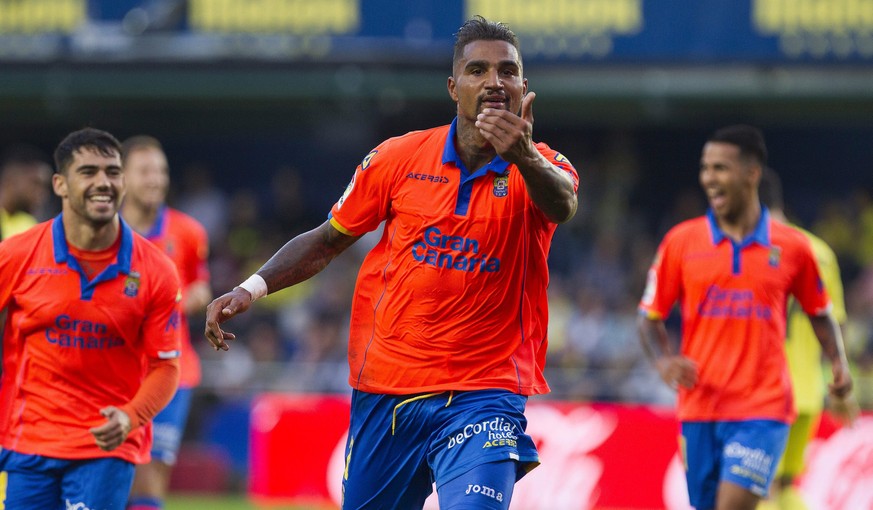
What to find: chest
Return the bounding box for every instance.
[680,242,798,304]
[11,263,148,342]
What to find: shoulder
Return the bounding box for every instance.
[373,126,449,156]
[664,216,708,243]
[132,231,177,272]
[533,142,573,165]
[166,208,208,237]
[770,220,813,250]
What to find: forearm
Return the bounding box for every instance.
[183,281,212,315]
[637,314,672,363]
[119,358,180,429]
[515,153,577,224]
[257,220,359,294]
[809,314,850,367]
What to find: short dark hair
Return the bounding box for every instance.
[53,128,122,174]
[758,167,784,210]
[121,135,163,165]
[453,15,520,65]
[707,124,768,166]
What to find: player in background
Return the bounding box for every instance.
[0,145,54,361]
[205,15,578,509]
[0,144,52,240]
[0,127,181,509]
[120,135,211,510]
[757,167,858,510]
[637,125,853,510]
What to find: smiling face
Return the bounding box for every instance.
[53,147,124,227]
[699,141,760,223]
[123,146,169,211]
[448,39,527,122]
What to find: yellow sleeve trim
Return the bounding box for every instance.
[329,217,355,236]
[642,309,663,321]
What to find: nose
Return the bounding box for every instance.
[93,169,113,188]
[484,68,502,89]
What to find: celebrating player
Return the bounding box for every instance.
[638,125,853,510]
[205,15,578,509]
[0,127,182,509]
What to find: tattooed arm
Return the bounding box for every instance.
[205,220,360,351]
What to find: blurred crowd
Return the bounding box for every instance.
[5,138,873,411]
[169,139,873,412]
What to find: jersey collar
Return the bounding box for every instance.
[441,117,511,177]
[142,205,168,240]
[707,207,771,247]
[52,213,135,274]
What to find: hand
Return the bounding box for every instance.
[655,355,698,391]
[475,91,538,164]
[828,393,860,427]
[828,361,853,400]
[89,406,131,451]
[204,287,252,351]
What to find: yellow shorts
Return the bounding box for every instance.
[776,412,821,478]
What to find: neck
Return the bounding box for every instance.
[121,202,159,235]
[63,214,121,251]
[717,201,762,242]
[455,117,496,173]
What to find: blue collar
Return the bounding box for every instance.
[142,205,168,240]
[441,117,511,176]
[707,207,771,247]
[52,214,134,275]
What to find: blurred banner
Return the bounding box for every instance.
[1,0,872,62]
[248,393,873,509]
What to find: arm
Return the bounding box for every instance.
[183,280,212,315]
[89,357,180,451]
[809,313,853,400]
[637,313,698,390]
[476,92,577,223]
[204,220,360,351]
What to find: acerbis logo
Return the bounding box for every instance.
[26,267,69,275]
[406,172,449,184]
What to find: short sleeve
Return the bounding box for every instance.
[329,142,396,236]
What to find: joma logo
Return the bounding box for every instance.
[465,483,503,501]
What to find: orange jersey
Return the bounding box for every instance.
[329,119,578,396]
[639,210,830,423]
[138,206,209,388]
[0,217,181,463]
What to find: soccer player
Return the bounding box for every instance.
[757,167,858,510]
[0,127,182,509]
[120,135,212,510]
[0,144,52,240]
[205,15,578,509]
[637,125,853,510]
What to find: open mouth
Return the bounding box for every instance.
[481,96,507,109]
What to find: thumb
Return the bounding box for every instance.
[521,91,536,124]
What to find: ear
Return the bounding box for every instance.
[52,172,67,198]
[748,162,763,188]
[447,76,458,103]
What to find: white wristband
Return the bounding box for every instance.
[237,274,268,301]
